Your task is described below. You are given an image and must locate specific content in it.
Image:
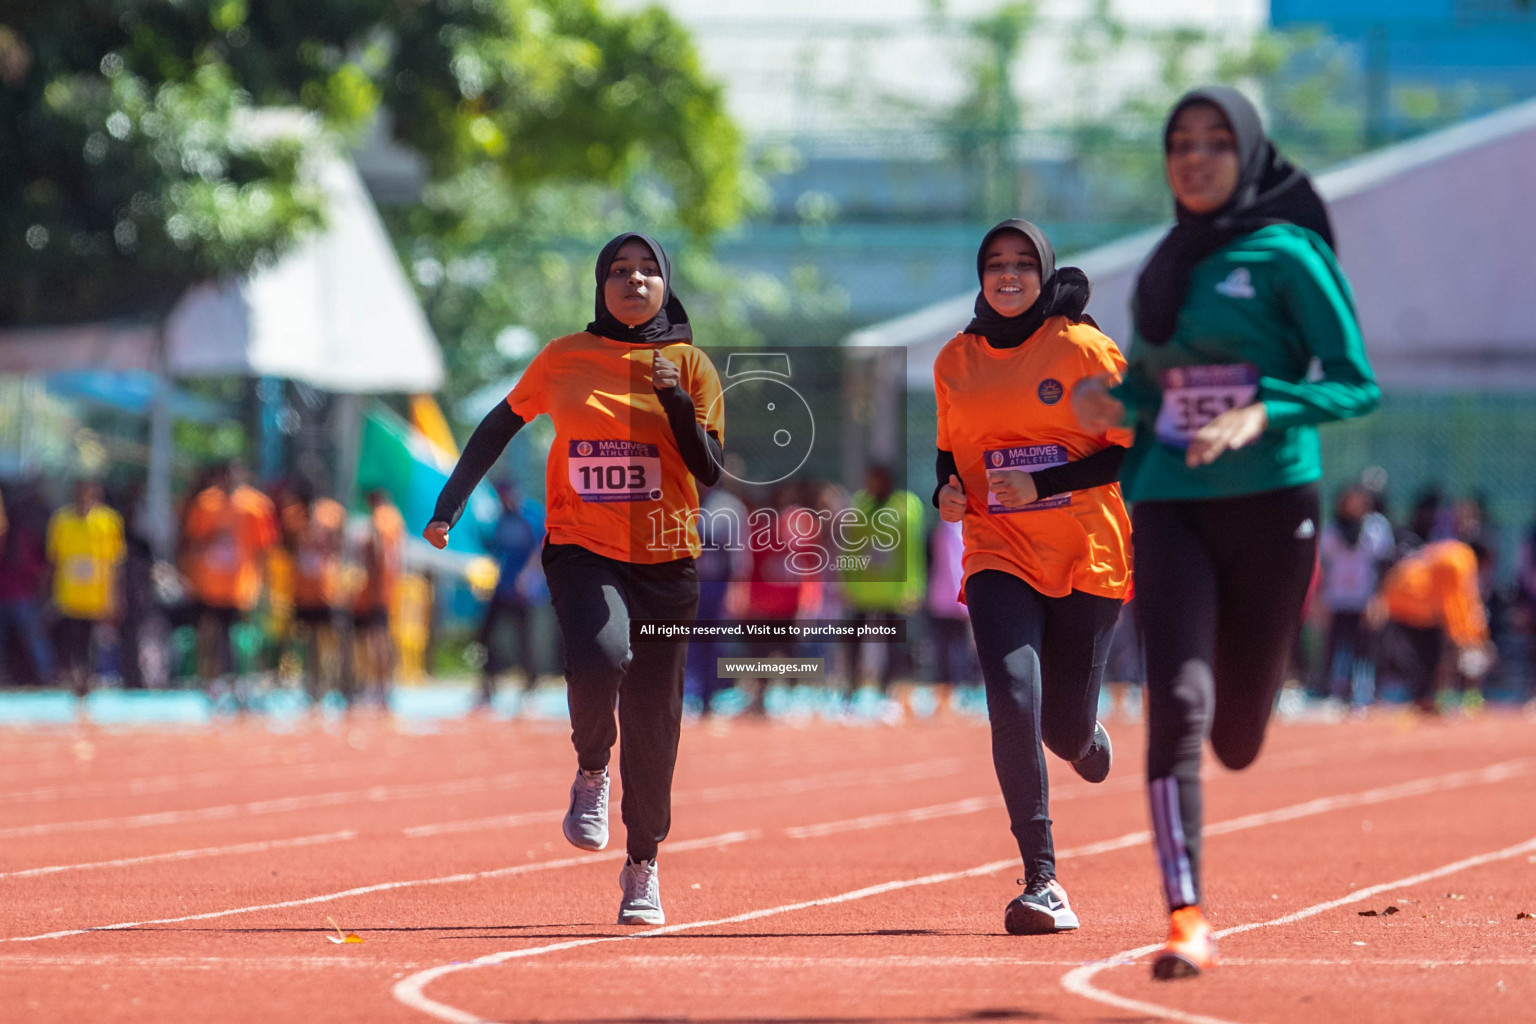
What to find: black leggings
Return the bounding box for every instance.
[1389,621,1444,709]
[965,570,1122,882]
[1135,484,1319,911]
[542,542,699,863]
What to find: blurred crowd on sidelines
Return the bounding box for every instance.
[1,458,1533,721]
[0,463,418,709]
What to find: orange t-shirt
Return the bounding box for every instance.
[507,332,725,563]
[287,498,346,610]
[1382,539,1488,647]
[355,503,405,615]
[182,485,278,611]
[934,317,1134,601]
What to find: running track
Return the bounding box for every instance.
[2,708,1534,1022]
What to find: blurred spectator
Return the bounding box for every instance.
[283,478,348,705]
[0,483,55,685]
[685,480,747,716]
[115,482,158,689]
[1517,500,1536,705]
[841,464,926,698]
[1406,487,1445,548]
[45,480,125,697]
[1376,538,1493,714]
[353,487,405,705]
[1103,599,1146,721]
[924,518,974,714]
[476,479,545,709]
[1317,484,1395,708]
[179,461,278,689]
[736,484,812,715]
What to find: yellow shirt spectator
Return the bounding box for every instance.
[46,504,125,621]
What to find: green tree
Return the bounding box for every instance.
[945,2,1035,221]
[0,0,748,326]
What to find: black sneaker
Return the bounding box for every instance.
[1004,876,1080,934]
[1070,721,1112,784]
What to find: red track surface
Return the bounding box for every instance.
[3,709,1535,1023]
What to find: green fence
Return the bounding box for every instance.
[903,389,1536,578]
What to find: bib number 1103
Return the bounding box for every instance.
[578,464,646,491]
[568,440,664,503]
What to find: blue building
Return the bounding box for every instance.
[1271,0,1536,141]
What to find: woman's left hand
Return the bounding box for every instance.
[651,350,680,391]
[986,469,1038,509]
[1185,403,1268,468]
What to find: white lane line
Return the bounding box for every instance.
[1058,834,1536,1024]
[404,809,559,839]
[389,757,1533,1023]
[403,757,965,839]
[0,954,437,970]
[416,953,1536,970]
[1,831,757,944]
[784,775,1154,841]
[0,769,563,839]
[7,953,1530,973]
[0,831,358,880]
[392,858,1024,1024]
[782,741,1518,844]
[11,754,1525,952]
[0,755,402,806]
[0,757,963,878]
[785,796,1002,839]
[1203,759,1529,840]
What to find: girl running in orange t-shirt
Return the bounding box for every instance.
[425,233,723,928]
[933,219,1133,935]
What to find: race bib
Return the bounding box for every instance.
[568,440,663,503]
[65,556,99,585]
[983,444,1071,514]
[1155,363,1259,447]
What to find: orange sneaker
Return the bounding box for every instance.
[1151,905,1217,980]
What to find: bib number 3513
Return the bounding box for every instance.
[1155,363,1259,448]
[568,440,663,503]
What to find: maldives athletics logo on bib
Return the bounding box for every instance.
[1037,378,1064,405]
[576,441,594,457]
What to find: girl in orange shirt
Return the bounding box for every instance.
[933,219,1132,935]
[425,233,723,928]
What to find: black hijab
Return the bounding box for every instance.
[586,232,693,345]
[1134,86,1334,347]
[965,219,1092,349]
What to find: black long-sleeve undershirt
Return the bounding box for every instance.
[430,389,723,530]
[655,384,724,487]
[433,403,525,528]
[932,445,1126,509]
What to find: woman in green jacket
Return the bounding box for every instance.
[1075,86,1379,980]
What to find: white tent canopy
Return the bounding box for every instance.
[0,149,442,394]
[164,151,443,392]
[848,95,1536,393]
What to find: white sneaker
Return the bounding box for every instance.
[562,767,609,851]
[1005,876,1080,934]
[617,858,664,925]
